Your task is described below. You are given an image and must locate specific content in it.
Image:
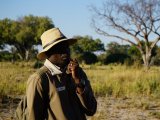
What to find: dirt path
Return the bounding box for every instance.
[0,96,21,120]
[88,96,160,120]
[1,96,160,120]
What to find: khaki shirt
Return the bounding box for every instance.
[26,60,97,120]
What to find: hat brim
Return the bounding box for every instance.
[37,38,77,60]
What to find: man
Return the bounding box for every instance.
[26,28,97,120]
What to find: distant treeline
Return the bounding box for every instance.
[0,15,160,66]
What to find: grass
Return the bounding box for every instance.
[83,64,160,98]
[0,62,36,98]
[0,62,160,98]
[150,111,160,119]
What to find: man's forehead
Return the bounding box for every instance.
[56,41,69,47]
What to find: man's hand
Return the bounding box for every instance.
[68,59,85,94]
[68,59,80,83]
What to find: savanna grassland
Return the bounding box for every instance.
[1,62,160,120]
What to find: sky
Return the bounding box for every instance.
[0,0,111,46]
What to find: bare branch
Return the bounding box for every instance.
[90,0,160,68]
[150,37,160,50]
[108,14,142,44]
[95,27,136,46]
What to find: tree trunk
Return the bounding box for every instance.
[25,50,30,61]
[142,52,152,70]
[17,53,23,60]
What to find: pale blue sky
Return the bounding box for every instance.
[0,0,110,46]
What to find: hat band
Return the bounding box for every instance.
[43,36,66,49]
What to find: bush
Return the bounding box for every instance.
[104,53,131,65]
[0,51,13,61]
[33,60,43,68]
[82,52,97,64]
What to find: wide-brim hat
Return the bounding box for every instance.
[37,28,77,60]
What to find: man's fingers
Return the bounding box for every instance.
[73,59,78,63]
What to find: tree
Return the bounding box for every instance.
[0,18,12,49]
[70,35,105,64]
[82,52,98,64]
[104,53,130,65]
[0,15,54,60]
[154,47,160,65]
[128,45,142,63]
[73,35,105,52]
[128,41,158,64]
[106,42,130,55]
[91,0,160,69]
[105,42,131,64]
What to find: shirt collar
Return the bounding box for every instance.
[44,59,62,75]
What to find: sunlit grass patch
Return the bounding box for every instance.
[83,64,160,98]
[150,111,160,119]
[0,62,160,98]
[0,62,36,98]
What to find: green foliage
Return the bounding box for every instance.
[33,60,43,68]
[128,41,158,61]
[153,47,160,65]
[0,15,54,60]
[72,35,105,52]
[104,53,131,64]
[0,51,19,61]
[103,41,159,66]
[104,42,131,65]
[82,52,97,64]
[97,53,107,64]
[106,42,130,55]
[71,35,104,64]
[128,46,141,60]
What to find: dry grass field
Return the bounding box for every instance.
[0,62,160,119]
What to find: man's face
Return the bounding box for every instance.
[48,42,71,68]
